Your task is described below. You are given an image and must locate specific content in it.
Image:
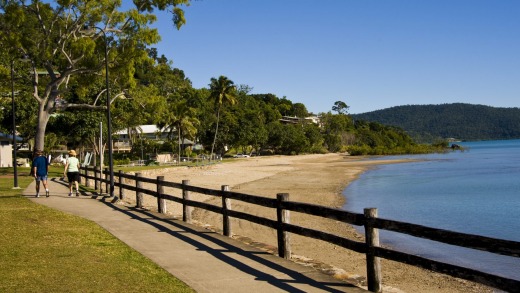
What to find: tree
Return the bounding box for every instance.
[0,82,38,146]
[276,97,293,116]
[321,112,353,152]
[158,99,199,161]
[0,0,190,151]
[266,121,284,153]
[292,102,309,118]
[282,124,308,155]
[234,94,268,155]
[332,101,349,115]
[47,110,104,163]
[208,75,237,158]
[303,123,324,153]
[0,53,38,149]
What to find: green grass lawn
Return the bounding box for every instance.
[0,168,194,293]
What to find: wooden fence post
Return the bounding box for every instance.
[118,170,125,200]
[94,166,100,191]
[85,167,90,187]
[78,167,82,185]
[364,208,382,293]
[136,173,143,208]
[276,193,291,259]
[100,167,105,193]
[157,176,166,214]
[222,185,231,236]
[104,168,109,194]
[182,180,192,223]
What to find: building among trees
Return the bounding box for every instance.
[0,132,23,167]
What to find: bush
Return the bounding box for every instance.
[347,145,371,156]
[114,158,131,165]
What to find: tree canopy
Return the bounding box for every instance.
[0,0,190,151]
[208,75,237,158]
[353,103,520,143]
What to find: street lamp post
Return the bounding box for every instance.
[10,60,19,189]
[93,26,114,197]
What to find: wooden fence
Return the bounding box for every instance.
[81,166,520,293]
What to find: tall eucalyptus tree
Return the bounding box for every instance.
[0,0,190,151]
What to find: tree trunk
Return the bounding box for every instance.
[34,105,51,151]
[210,105,221,160]
[86,135,101,167]
[178,127,182,163]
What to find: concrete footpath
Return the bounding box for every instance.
[24,178,367,293]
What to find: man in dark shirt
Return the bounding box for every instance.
[32,149,49,197]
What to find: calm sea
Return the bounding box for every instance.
[342,139,520,282]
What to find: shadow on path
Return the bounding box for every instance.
[102,200,362,293]
[25,178,366,293]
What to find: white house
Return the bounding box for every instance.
[0,132,23,167]
[113,125,199,153]
[113,125,170,152]
[279,115,321,126]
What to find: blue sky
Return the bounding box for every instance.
[150,0,520,114]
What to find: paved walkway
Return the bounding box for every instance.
[24,178,367,293]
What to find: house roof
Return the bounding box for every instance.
[116,125,169,135]
[0,132,23,142]
[180,138,194,145]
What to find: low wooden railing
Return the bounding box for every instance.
[80,166,520,293]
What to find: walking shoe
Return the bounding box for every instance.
[36,193,40,198]
[46,190,49,197]
[68,193,72,197]
[76,191,79,197]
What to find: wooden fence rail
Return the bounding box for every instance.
[81,167,520,293]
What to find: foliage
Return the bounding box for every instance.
[332,100,349,115]
[0,0,191,150]
[346,119,447,155]
[208,75,237,157]
[0,60,37,145]
[158,98,199,159]
[292,102,309,118]
[320,111,353,152]
[352,103,520,142]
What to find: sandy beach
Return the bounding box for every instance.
[119,153,491,293]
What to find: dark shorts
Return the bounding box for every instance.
[67,172,80,183]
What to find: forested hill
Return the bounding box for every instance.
[352,103,520,142]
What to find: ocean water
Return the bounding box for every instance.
[342,139,520,281]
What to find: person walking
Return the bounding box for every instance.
[32,149,49,198]
[63,150,81,197]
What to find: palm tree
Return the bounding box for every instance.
[160,100,199,162]
[209,76,237,159]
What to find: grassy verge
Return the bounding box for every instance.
[0,168,194,293]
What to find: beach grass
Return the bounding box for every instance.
[0,168,194,293]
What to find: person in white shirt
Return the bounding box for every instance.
[63,150,81,196]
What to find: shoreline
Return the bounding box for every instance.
[119,153,491,293]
